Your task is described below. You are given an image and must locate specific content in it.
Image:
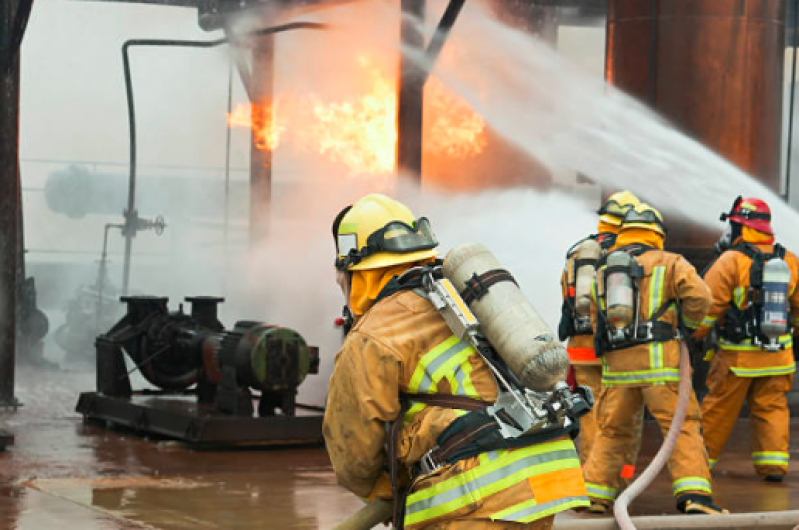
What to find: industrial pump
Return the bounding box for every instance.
[94,295,319,417]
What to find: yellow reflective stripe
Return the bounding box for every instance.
[733,287,746,309]
[648,266,666,319]
[586,482,617,500]
[403,401,427,424]
[752,451,789,466]
[491,496,589,523]
[709,458,717,469]
[408,336,460,392]
[701,315,718,327]
[452,357,478,397]
[718,334,793,351]
[730,364,796,377]
[673,477,712,495]
[602,367,680,386]
[405,440,579,526]
[682,314,701,329]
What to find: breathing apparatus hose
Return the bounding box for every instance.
[614,342,692,530]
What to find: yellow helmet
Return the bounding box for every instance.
[333,194,439,271]
[620,203,667,236]
[598,190,640,227]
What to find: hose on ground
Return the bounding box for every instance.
[614,341,692,530]
[332,498,393,530]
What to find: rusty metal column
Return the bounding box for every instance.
[606,0,786,248]
[0,0,20,406]
[397,0,425,183]
[249,37,274,248]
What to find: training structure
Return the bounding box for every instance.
[76,295,323,446]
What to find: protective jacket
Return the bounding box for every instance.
[591,247,711,387]
[559,233,615,366]
[323,290,588,529]
[694,243,799,377]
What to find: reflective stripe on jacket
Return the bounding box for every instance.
[591,250,711,387]
[695,244,799,377]
[323,290,588,529]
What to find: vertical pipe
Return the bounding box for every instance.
[223,58,233,247]
[0,0,19,406]
[397,0,425,183]
[249,37,274,248]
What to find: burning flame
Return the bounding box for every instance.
[227,59,486,176]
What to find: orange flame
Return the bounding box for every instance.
[227,102,284,151]
[227,60,485,176]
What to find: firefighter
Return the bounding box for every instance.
[559,190,643,479]
[582,203,725,515]
[324,194,589,529]
[695,196,799,481]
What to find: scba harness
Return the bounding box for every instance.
[558,233,617,340]
[718,243,790,351]
[594,245,682,356]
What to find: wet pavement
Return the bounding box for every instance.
[0,366,797,529]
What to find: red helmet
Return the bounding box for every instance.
[720,196,773,235]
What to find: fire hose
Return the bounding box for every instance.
[613,341,692,529]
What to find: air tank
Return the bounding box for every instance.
[443,243,569,391]
[605,251,635,330]
[761,257,791,346]
[574,239,602,318]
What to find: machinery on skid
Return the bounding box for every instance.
[76,295,322,446]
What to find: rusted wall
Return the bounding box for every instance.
[606,0,786,246]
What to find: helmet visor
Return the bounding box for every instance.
[597,199,634,220]
[336,217,438,269]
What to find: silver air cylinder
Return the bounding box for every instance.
[575,239,602,317]
[443,243,569,391]
[761,257,791,346]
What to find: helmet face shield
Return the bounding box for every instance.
[336,217,438,270]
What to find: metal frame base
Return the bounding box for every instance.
[76,392,324,447]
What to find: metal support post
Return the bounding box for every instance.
[0,0,21,408]
[397,0,425,183]
[249,37,274,248]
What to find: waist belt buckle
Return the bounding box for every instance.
[636,321,654,341]
[419,447,443,475]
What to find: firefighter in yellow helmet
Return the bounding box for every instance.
[324,194,588,529]
[558,191,643,481]
[695,197,799,481]
[582,204,726,515]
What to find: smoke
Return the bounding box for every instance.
[18,0,799,410]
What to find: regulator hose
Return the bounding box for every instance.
[614,341,692,530]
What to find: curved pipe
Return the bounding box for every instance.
[614,342,692,529]
[121,21,328,295]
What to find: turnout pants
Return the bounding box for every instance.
[701,355,793,477]
[573,365,643,488]
[583,383,713,504]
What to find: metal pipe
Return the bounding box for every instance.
[120,22,326,294]
[554,510,799,530]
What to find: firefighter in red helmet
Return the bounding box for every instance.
[695,196,799,481]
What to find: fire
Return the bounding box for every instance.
[227,102,284,151]
[227,60,486,176]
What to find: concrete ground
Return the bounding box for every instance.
[0,366,797,529]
